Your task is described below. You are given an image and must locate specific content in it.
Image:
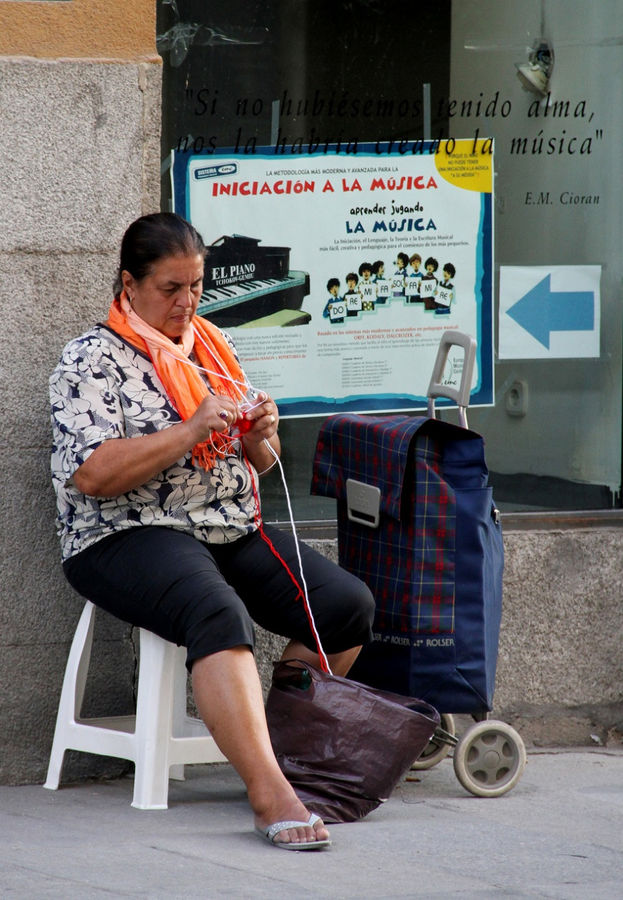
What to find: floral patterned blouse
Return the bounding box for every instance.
[49,324,258,561]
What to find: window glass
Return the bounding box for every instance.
[450,0,622,512]
[158,0,621,518]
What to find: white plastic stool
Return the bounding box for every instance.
[44,600,227,809]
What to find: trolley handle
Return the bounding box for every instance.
[426,330,477,429]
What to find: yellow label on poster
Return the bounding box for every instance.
[435,139,493,193]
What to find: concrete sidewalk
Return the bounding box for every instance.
[1,749,622,898]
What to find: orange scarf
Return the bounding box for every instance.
[106,293,246,469]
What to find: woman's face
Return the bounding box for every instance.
[122,252,204,339]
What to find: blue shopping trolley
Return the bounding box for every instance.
[311,331,526,797]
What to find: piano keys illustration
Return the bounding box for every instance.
[197,235,311,328]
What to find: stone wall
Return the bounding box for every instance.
[0,52,162,784]
[495,526,623,748]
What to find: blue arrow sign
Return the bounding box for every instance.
[506,274,594,349]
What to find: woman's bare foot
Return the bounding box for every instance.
[253,787,330,846]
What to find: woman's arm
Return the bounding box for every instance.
[73,392,240,497]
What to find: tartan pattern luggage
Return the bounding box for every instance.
[311,413,504,714]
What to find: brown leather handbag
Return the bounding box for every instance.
[265,658,440,824]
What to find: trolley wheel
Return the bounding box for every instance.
[453,720,526,797]
[411,713,456,770]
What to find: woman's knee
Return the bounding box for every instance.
[344,575,376,633]
[184,595,256,669]
[320,572,375,652]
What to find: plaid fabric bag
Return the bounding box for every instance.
[311,414,503,714]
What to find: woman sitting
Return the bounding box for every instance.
[49,212,375,850]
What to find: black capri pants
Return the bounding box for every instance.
[63,525,375,670]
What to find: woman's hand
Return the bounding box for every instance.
[238,392,279,445]
[238,392,281,474]
[186,393,240,444]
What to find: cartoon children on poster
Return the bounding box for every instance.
[322,252,457,322]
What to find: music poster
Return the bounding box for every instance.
[171,139,494,417]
